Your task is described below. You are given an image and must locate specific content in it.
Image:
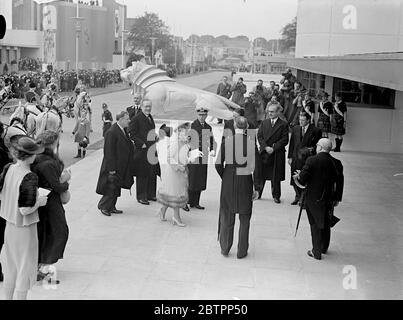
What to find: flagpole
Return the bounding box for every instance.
[71,1,85,81]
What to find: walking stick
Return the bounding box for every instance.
[294,192,305,237]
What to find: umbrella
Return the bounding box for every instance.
[294,193,304,237]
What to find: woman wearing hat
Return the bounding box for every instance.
[31,131,70,281]
[0,136,48,300]
[317,92,333,138]
[156,123,202,227]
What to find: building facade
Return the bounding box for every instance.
[290,0,403,154]
[0,0,128,73]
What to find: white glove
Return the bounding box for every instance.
[209,150,216,157]
[37,196,48,207]
[189,150,203,162]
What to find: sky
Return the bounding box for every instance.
[118,0,298,40]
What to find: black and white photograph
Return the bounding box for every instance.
[0,0,402,305]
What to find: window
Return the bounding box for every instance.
[114,40,119,53]
[270,63,286,74]
[299,71,325,97]
[333,78,395,109]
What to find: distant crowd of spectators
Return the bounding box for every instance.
[0,69,122,99]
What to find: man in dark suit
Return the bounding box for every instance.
[126,93,142,120]
[288,111,322,205]
[188,107,217,210]
[293,138,344,260]
[216,76,232,100]
[257,104,289,203]
[216,76,232,124]
[243,92,261,128]
[96,111,134,216]
[216,116,260,259]
[128,99,158,205]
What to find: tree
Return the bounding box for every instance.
[234,35,250,42]
[253,37,268,49]
[215,35,231,43]
[199,35,215,44]
[127,12,172,59]
[162,45,184,68]
[280,16,297,53]
[126,53,145,68]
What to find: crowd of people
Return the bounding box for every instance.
[0,70,345,300]
[0,68,122,101]
[96,83,345,263]
[217,69,347,152]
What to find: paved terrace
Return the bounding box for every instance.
[1,124,401,300]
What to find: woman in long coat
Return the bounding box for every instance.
[31,131,70,280]
[156,123,201,227]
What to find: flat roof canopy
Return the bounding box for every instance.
[289,53,403,91]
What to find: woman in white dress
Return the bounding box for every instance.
[156,123,202,227]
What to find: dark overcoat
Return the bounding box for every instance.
[216,82,232,99]
[257,118,289,182]
[297,152,344,228]
[288,124,322,184]
[127,105,142,120]
[216,133,260,215]
[188,119,216,191]
[96,123,134,196]
[230,83,247,106]
[128,112,159,178]
[31,149,69,264]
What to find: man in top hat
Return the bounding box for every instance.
[187,107,217,210]
[127,93,142,120]
[293,138,344,260]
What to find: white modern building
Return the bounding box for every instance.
[290,0,403,154]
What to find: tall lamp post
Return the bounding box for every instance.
[174,38,177,70]
[150,37,157,66]
[121,29,129,68]
[71,2,85,81]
